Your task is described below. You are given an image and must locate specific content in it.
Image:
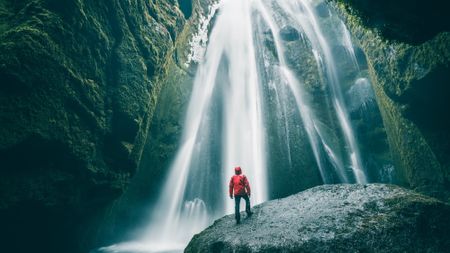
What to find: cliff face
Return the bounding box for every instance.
[0,0,189,252]
[329,0,450,202]
[331,0,449,44]
[186,184,450,253]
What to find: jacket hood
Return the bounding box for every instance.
[234,166,242,175]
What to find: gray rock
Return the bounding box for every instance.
[186,184,450,253]
[279,26,300,41]
[316,2,330,18]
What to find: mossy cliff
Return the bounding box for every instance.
[90,0,217,247]
[329,0,450,201]
[0,0,198,252]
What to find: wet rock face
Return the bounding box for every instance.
[178,0,193,19]
[279,26,300,41]
[0,0,186,252]
[186,184,450,253]
[333,0,449,44]
[315,2,330,18]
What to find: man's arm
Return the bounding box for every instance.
[229,177,234,199]
[244,176,251,197]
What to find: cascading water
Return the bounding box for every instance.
[97,0,389,252]
[274,0,367,183]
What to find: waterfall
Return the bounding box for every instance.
[97,0,380,252]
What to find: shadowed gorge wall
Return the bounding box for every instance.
[331,0,450,44]
[0,0,187,252]
[329,0,450,201]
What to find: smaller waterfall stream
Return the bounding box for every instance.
[97,0,388,252]
[275,0,367,183]
[340,21,360,70]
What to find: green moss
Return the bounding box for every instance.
[0,0,193,251]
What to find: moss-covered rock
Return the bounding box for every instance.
[0,0,188,252]
[328,0,450,201]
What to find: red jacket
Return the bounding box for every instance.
[229,174,251,197]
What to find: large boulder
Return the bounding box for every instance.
[186,184,450,252]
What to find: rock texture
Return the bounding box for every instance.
[331,0,449,44]
[186,184,450,253]
[0,0,190,252]
[329,0,450,201]
[279,26,300,42]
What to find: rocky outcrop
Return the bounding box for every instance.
[186,184,450,253]
[331,0,449,44]
[328,0,450,202]
[0,0,191,252]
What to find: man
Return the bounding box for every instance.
[229,166,253,224]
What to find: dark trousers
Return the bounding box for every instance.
[234,194,251,222]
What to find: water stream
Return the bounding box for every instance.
[97,0,386,252]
